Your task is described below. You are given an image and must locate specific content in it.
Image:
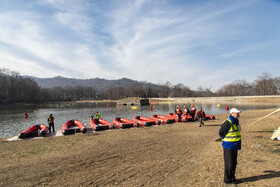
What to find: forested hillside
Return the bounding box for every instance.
[1,68,279,104]
[30,76,160,91]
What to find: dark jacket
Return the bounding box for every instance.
[219,115,241,150]
[197,110,205,118]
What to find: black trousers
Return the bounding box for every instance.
[223,147,238,183]
[191,113,195,121]
[177,114,182,122]
[49,123,55,133]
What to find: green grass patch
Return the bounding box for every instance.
[215,137,222,142]
[29,148,46,155]
[264,129,276,132]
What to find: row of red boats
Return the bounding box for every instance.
[18,113,215,138]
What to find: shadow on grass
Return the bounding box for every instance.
[239,170,280,183]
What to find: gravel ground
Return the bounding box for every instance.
[0,108,279,187]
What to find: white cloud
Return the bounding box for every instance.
[0,0,279,91]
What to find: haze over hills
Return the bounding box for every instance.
[27,76,161,91]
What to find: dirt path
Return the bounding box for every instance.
[0,109,279,186]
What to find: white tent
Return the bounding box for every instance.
[270,127,280,140]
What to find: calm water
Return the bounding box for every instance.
[0,102,279,138]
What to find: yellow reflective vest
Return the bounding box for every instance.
[223,119,241,142]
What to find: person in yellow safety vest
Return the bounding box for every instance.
[219,108,242,186]
[90,115,94,121]
[96,111,101,119]
[183,105,189,115]
[175,105,182,122]
[48,114,55,133]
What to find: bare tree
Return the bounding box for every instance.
[254,72,277,95]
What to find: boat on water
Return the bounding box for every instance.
[113,117,138,128]
[62,120,87,135]
[19,124,49,139]
[133,116,158,127]
[90,118,114,131]
[151,114,175,124]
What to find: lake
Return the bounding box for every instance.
[0,102,279,138]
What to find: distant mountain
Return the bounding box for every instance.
[27,76,160,91]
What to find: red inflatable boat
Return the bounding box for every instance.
[205,114,215,120]
[167,113,182,122]
[113,117,138,128]
[133,116,157,127]
[90,118,113,131]
[151,114,175,124]
[62,120,87,135]
[181,114,194,122]
[19,124,49,139]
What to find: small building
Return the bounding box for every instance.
[117,97,150,106]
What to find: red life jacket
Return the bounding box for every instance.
[191,107,196,113]
[176,108,182,115]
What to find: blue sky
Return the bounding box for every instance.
[0,0,280,91]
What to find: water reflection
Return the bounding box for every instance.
[0,103,279,138]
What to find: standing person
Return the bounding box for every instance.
[190,104,197,121]
[96,111,101,119]
[219,108,241,186]
[197,108,205,127]
[183,106,189,115]
[48,114,55,133]
[90,115,94,121]
[175,106,182,122]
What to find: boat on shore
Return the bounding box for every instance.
[90,118,113,131]
[133,116,158,127]
[182,114,195,122]
[151,114,175,124]
[113,117,138,128]
[19,124,49,139]
[167,113,182,122]
[62,120,86,135]
[205,114,216,120]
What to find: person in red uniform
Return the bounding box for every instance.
[197,108,205,127]
[190,104,197,122]
[175,105,183,122]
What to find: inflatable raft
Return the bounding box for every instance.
[19,124,49,139]
[151,114,175,124]
[62,120,86,135]
[133,116,157,127]
[205,114,215,120]
[113,117,138,128]
[90,118,113,131]
[167,113,182,122]
[181,114,194,122]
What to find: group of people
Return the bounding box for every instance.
[48,104,241,186]
[90,111,101,121]
[175,104,205,127]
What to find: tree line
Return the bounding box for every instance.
[0,68,279,104]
